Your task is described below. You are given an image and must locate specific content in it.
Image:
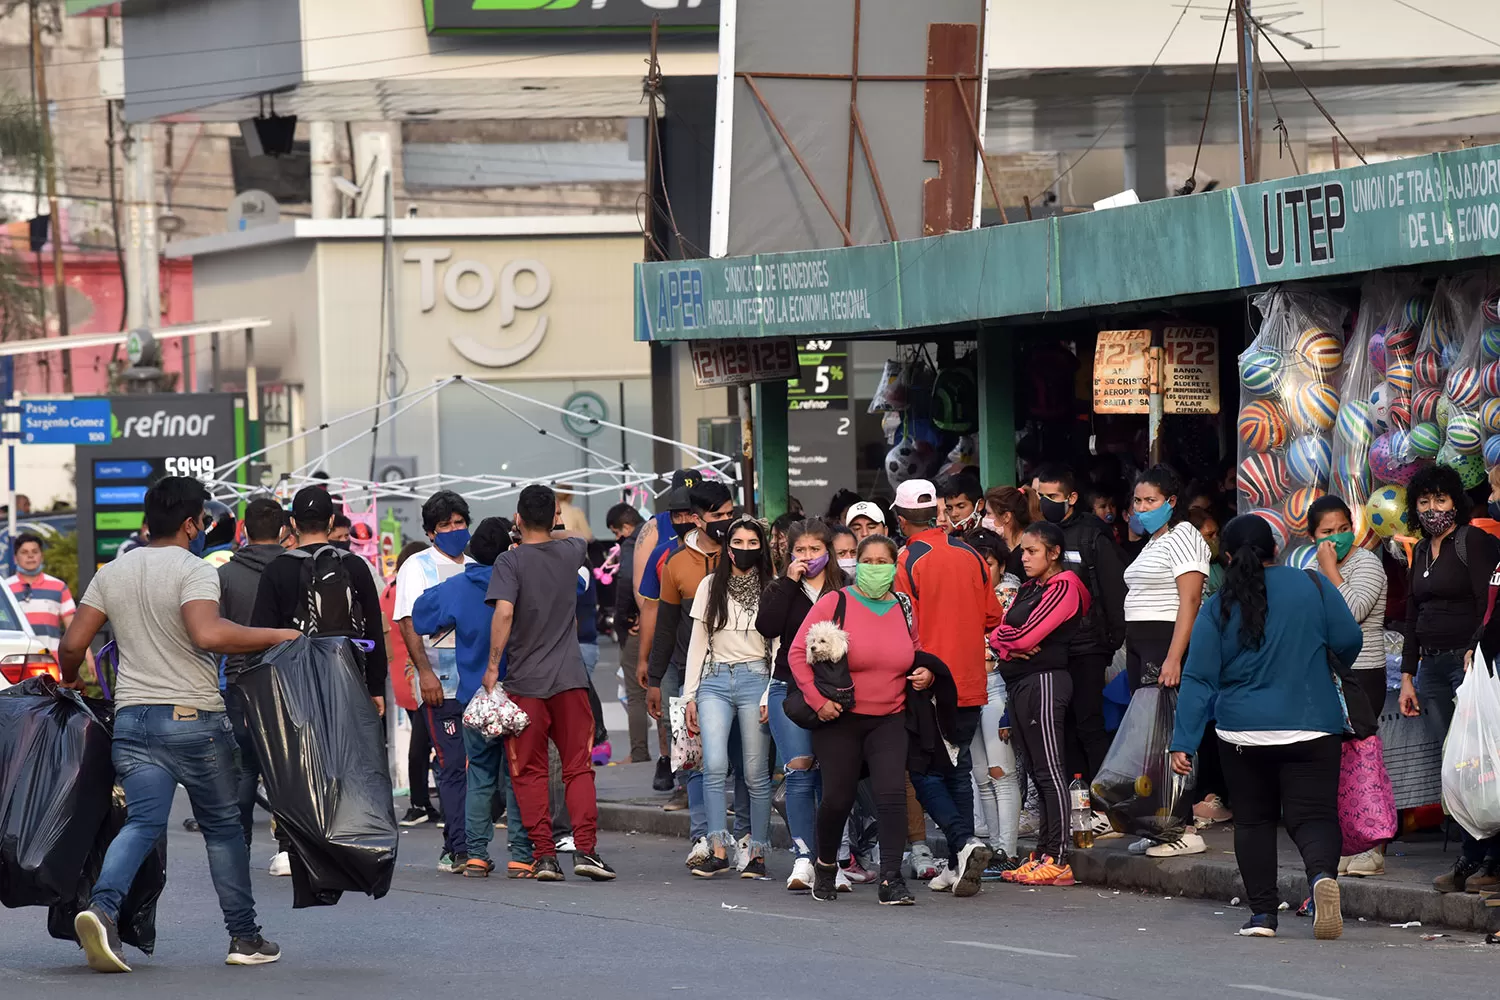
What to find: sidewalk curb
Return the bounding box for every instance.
[597,801,1490,932]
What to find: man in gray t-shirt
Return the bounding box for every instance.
[59,476,298,975]
[483,485,615,883]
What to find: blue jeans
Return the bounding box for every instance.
[1418,651,1500,863]
[93,705,258,939]
[909,706,982,864]
[767,679,821,858]
[462,726,532,864]
[696,661,772,855]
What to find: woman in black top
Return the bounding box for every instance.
[1398,464,1500,894]
[756,518,846,891]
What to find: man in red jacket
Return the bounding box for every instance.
[893,479,1005,897]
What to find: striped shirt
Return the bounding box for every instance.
[1122,521,1212,622]
[1331,547,1388,673]
[4,572,76,651]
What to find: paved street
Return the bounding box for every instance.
[2,800,1496,1000]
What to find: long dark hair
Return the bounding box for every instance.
[1218,514,1275,649]
[1135,464,1188,528]
[704,516,773,635]
[1020,521,1065,578]
[783,518,845,596]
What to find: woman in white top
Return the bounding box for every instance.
[1308,494,1392,877]
[1121,466,1211,857]
[684,516,774,878]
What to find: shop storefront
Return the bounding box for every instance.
[169,216,651,533]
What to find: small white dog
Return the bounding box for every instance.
[804,620,849,663]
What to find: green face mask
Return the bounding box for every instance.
[1325,531,1356,561]
[855,563,897,598]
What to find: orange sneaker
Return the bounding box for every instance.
[1017,856,1075,887]
[507,860,537,879]
[1000,853,1040,883]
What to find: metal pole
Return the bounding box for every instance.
[1234,0,1258,185]
[738,384,756,515]
[30,2,71,393]
[122,125,159,330]
[383,172,398,456]
[1147,345,1164,465]
[211,330,221,391]
[245,326,260,454]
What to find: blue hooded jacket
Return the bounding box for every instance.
[412,562,506,704]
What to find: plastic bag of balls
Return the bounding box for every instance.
[1236,286,1348,553]
[1325,272,1422,556]
[462,684,531,741]
[1398,272,1488,496]
[1476,283,1500,474]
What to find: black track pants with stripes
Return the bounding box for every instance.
[1008,669,1074,860]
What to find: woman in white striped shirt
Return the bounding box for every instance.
[1308,494,1391,878]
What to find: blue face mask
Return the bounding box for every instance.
[433,527,470,558]
[1127,511,1145,535]
[188,525,207,557]
[1136,501,1174,535]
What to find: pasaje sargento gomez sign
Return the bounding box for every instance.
[423,0,720,34]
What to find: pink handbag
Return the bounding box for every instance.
[1338,735,1397,855]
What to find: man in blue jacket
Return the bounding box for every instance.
[413,517,534,878]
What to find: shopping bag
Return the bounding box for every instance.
[1090,685,1196,841]
[462,684,530,741]
[0,676,115,909]
[1440,650,1500,841]
[1338,735,1398,855]
[235,636,399,906]
[668,696,702,772]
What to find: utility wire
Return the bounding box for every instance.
[1250,17,1367,164]
[1030,0,1192,203]
[1182,1,1234,195]
[1388,0,1500,50]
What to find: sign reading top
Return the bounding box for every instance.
[423,0,720,34]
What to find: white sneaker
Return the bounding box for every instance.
[954,839,994,898]
[908,842,939,880]
[1091,811,1123,840]
[929,862,959,892]
[1145,831,1207,858]
[268,852,291,877]
[685,836,710,867]
[787,857,815,891]
[1127,838,1152,855]
[1345,848,1385,877]
[736,834,751,873]
[555,836,576,853]
[835,867,853,893]
[1017,810,1041,838]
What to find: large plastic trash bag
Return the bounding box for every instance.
[1090,684,1197,842]
[0,676,114,909]
[236,636,398,906]
[48,783,168,954]
[1441,650,1500,841]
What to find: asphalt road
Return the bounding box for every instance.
[2,801,1496,1000]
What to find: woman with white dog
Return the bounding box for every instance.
[788,534,930,906]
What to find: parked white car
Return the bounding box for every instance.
[0,583,58,691]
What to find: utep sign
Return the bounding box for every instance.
[19,399,111,445]
[1232,145,1500,285]
[423,0,719,33]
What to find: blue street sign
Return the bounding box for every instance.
[19,398,112,445]
[95,485,148,505]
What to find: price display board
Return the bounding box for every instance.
[690,338,797,388]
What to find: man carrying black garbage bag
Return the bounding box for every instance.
[58,476,301,974]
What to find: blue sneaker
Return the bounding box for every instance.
[1237,913,1278,938]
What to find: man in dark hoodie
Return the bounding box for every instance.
[218,498,293,871]
[1032,463,1128,792]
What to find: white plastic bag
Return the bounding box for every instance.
[1440,649,1500,840]
[668,696,702,772]
[462,685,530,742]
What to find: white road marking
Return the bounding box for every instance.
[947,940,1078,959]
[721,907,824,922]
[1227,985,1348,1000]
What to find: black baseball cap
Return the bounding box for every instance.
[663,469,701,512]
[291,485,336,525]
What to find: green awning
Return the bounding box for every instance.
[64,1,121,15]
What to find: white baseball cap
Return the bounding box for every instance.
[892,479,939,510]
[844,500,886,525]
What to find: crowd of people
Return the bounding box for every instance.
[25,445,1500,973]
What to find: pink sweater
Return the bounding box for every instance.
[788,589,920,717]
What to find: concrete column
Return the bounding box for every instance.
[1124,97,1168,201]
[352,129,392,218]
[754,379,789,522]
[309,121,339,219]
[122,121,160,329]
[977,333,1016,487]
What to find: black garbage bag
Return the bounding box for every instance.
[235,636,397,907]
[1090,684,1197,842]
[47,784,168,954]
[0,676,114,909]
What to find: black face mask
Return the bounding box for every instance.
[672,521,694,540]
[730,547,760,571]
[703,519,731,544]
[1039,496,1070,524]
[330,539,352,552]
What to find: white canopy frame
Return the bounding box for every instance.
[204,374,738,506]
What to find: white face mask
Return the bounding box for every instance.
[981,515,997,532]
[837,557,858,573]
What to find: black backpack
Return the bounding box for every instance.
[286,545,365,638]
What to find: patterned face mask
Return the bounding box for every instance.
[1418,507,1456,537]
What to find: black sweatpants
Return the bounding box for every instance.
[1218,734,1342,917]
[408,705,434,812]
[1125,620,1175,692]
[1064,651,1112,782]
[1009,670,1073,860]
[810,712,908,879]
